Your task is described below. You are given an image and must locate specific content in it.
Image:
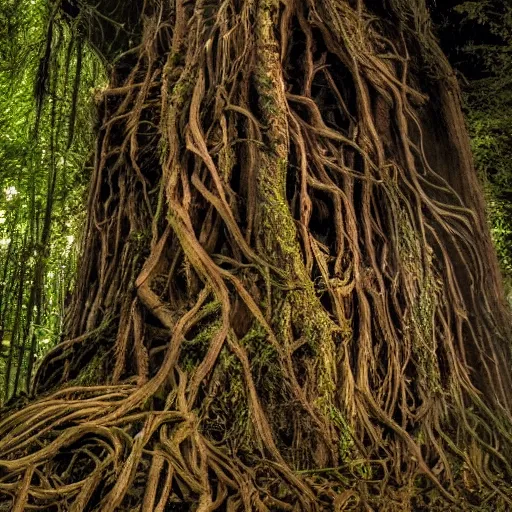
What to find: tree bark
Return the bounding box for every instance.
[0,0,511,510]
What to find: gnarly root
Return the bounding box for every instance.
[1,0,512,510]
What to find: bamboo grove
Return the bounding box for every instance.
[0,0,512,510]
[0,0,100,405]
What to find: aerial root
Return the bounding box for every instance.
[1,0,512,510]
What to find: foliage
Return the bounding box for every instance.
[438,0,512,295]
[0,0,101,404]
[461,2,512,294]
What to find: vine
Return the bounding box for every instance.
[0,0,511,510]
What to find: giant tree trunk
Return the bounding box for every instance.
[1,0,511,510]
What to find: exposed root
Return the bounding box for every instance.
[1,0,511,510]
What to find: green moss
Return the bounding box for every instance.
[330,406,355,460]
[180,320,222,372]
[171,78,192,102]
[211,346,253,449]
[396,205,442,392]
[74,350,107,386]
[129,229,151,245]
[199,300,221,317]
[241,324,278,366]
[169,52,184,67]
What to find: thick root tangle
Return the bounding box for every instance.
[1,0,512,510]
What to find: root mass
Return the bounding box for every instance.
[1,0,512,510]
